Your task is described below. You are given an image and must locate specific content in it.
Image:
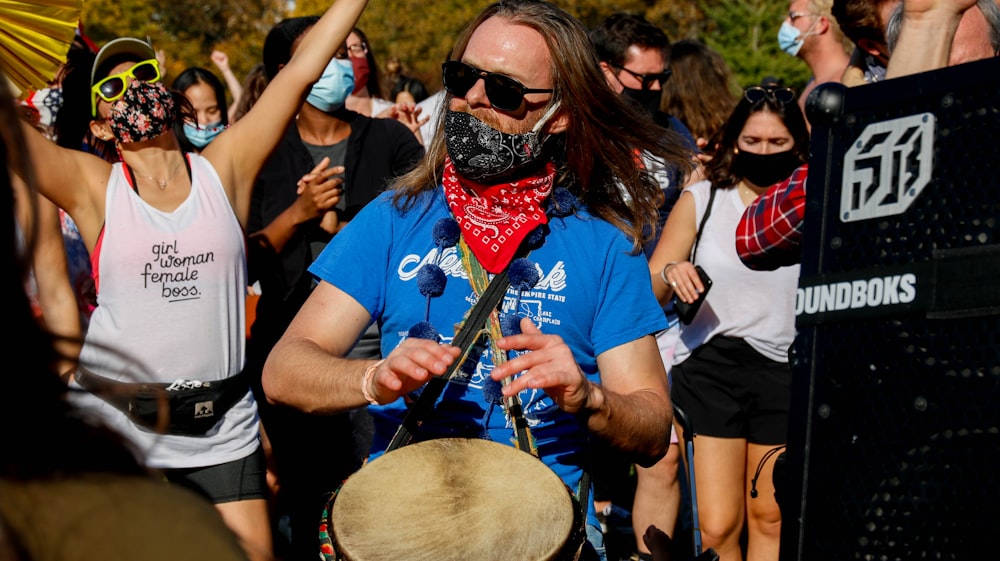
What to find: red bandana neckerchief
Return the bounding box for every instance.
[442,156,554,273]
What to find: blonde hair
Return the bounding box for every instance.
[810,0,855,53]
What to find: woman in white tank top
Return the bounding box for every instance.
[646,84,811,561]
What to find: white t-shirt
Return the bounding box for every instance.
[673,180,800,364]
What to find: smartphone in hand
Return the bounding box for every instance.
[673,265,712,325]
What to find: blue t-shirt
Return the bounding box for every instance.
[309,187,667,521]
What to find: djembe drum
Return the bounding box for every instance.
[319,438,586,561]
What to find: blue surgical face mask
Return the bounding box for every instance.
[183,120,225,148]
[306,58,355,112]
[778,21,806,57]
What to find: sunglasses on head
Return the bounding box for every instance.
[91,59,161,116]
[441,60,554,112]
[743,85,796,105]
[614,65,672,90]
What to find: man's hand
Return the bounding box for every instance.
[492,318,595,414]
[367,338,461,404]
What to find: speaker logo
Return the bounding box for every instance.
[841,112,935,222]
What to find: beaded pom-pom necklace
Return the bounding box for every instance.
[404,186,582,444]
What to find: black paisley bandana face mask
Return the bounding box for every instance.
[443,103,561,182]
[108,80,177,144]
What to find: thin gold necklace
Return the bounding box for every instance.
[739,182,759,200]
[132,158,185,190]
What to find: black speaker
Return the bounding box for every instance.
[780,56,1000,561]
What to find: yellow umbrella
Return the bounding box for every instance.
[0,0,82,98]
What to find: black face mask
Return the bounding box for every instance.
[621,86,661,117]
[733,150,802,187]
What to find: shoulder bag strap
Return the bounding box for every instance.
[690,185,717,264]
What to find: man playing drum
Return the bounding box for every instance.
[262,1,693,558]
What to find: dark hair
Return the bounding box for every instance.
[831,0,892,48]
[231,63,269,122]
[351,27,383,99]
[392,0,694,251]
[54,41,95,144]
[391,75,429,103]
[704,87,810,189]
[171,67,229,125]
[263,16,321,81]
[661,38,738,142]
[0,70,145,479]
[589,12,670,68]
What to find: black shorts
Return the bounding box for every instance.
[672,336,791,444]
[163,445,267,504]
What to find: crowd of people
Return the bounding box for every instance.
[1,0,993,560]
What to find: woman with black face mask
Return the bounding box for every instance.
[645,84,809,561]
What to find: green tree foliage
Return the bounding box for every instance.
[698,0,811,92]
[295,0,810,99]
[82,0,813,108]
[82,0,288,103]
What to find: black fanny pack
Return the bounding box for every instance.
[75,368,249,436]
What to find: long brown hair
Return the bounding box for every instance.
[661,38,739,142]
[392,0,694,252]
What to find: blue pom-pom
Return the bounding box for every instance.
[482,378,504,405]
[500,314,523,337]
[432,218,461,248]
[407,321,441,341]
[416,264,447,297]
[549,186,578,217]
[525,224,548,248]
[508,258,540,291]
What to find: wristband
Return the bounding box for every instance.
[659,261,678,287]
[361,359,386,405]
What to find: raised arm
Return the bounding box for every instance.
[18,119,112,250]
[210,50,244,123]
[885,0,977,78]
[202,0,369,227]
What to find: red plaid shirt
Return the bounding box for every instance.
[735,164,809,271]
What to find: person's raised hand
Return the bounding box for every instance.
[382,102,430,145]
[210,50,230,71]
[903,0,977,18]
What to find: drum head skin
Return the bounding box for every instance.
[330,438,580,561]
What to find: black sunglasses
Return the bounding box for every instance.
[441,60,554,111]
[613,65,672,90]
[743,85,796,105]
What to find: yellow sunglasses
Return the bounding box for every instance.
[91,59,161,116]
